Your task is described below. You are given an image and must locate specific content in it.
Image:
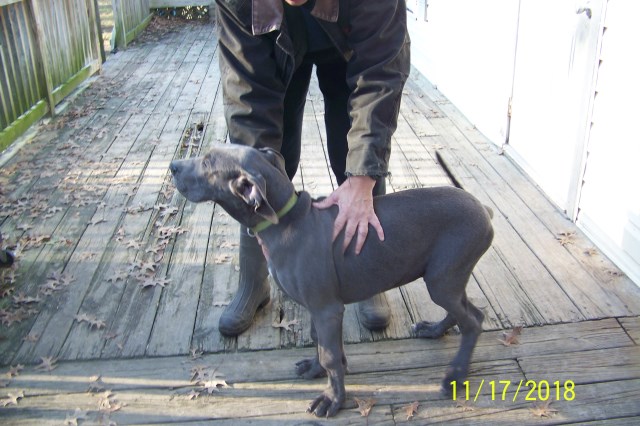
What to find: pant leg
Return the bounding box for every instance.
[281,61,314,181]
[315,60,386,195]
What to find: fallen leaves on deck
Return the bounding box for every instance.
[498,326,523,346]
[190,365,229,395]
[0,390,24,407]
[354,397,376,417]
[74,313,106,330]
[272,318,299,332]
[402,401,420,420]
[529,400,559,417]
[34,356,58,372]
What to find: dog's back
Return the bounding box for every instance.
[330,186,493,304]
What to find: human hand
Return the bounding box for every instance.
[313,176,384,254]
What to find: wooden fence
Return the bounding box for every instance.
[113,0,152,49]
[0,0,152,151]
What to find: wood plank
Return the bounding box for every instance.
[99,112,191,359]
[6,351,639,424]
[58,112,172,360]
[190,89,238,354]
[518,345,640,384]
[145,111,214,357]
[619,316,640,344]
[11,111,163,364]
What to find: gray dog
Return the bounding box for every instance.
[170,144,493,417]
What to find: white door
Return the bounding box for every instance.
[577,0,640,285]
[506,0,605,215]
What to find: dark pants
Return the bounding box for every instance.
[280,54,385,196]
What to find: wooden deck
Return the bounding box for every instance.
[1,18,639,424]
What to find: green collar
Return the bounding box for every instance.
[251,192,298,234]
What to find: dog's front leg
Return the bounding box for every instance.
[306,305,346,418]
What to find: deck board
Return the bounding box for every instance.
[1,320,638,424]
[1,18,639,423]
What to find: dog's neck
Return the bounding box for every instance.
[251,191,298,234]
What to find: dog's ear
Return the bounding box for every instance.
[257,147,288,177]
[230,173,279,224]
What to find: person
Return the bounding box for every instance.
[215,0,410,336]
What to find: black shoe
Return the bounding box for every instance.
[358,293,391,331]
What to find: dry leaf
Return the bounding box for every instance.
[88,217,106,226]
[529,400,558,417]
[455,400,475,412]
[138,277,170,289]
[34,357,57,372]
[98,390,125,413]
[0,390,24,407]
[190,365,210,382]
[125,239,143,249]
[213,254,232,264]
[22,333,39,343]
[199,378,229,394]
[272,318,298,332]
[12,293,41,305]
[354,397,376,417]
[88,375,107,393]
[498,326,522,346]
[219,240,238,249]
[402,401,420,420]
[556,232,575,246]
[75,313,106,330]
[158,226,187,239]
[5,364,24,378]
[584,248,598,257]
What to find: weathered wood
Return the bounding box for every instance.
[2,321,639,424]
[519,345,640,384]
[619,316,640,344]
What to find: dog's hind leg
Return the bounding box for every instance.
[422,269,484,396]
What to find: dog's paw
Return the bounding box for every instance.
[307,389,344,418]
[295,358,326,379]
[412,321,447,339]
[442,366,468,397]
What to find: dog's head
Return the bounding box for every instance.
[170,144,289,228]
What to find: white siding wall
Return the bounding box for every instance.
[407,0,519,145]
[407,0,640,285]
[577,0,640,285]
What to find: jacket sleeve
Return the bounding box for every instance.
[344,0,411,177]
[215,2,289,150]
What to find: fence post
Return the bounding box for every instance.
[27,0,55,116]
[112,0,128,50]
[91,0,106,63]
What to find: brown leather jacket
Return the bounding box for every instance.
[215,0,410,177]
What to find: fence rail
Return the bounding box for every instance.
[0,0,104,151]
